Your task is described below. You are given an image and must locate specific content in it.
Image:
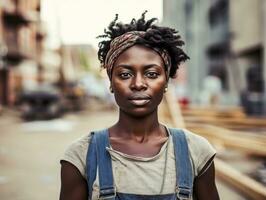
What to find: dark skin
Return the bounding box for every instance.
[60,45,220,200]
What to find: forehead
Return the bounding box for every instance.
[113,45,164,67]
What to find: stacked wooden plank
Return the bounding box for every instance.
[215,159,266,200]
[187,124,266,156]
[183,106,266,131]
[159,87,266,200]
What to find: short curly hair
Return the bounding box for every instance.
[97,11,189,78]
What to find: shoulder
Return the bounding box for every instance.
[170,127,215,152]
[60,132,93,178]
[172,128,216,177]
[183,128,215,153]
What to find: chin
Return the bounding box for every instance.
[120,107,157,118]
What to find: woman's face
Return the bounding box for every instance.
[111,44,167,117]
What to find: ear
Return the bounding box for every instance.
[109,85,114,93]
[164,81,169,93]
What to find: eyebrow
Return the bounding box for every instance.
[115,64,162,70]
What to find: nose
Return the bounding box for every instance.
[130,73,147,91]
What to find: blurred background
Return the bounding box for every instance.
[0,0,265,199]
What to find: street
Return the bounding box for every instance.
[0,0,265,199]
[0,108,118,200]
[0,108,249,200]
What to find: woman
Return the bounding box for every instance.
[60,12,219,200]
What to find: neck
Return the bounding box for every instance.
[111,108,163,139]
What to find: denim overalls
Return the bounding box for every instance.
[86,128,193,200]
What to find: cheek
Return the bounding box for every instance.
[150,79,167,101]
[154,87,165,103]
[152,77,167,92]
[111,80,128,104]
[112,80,127,94]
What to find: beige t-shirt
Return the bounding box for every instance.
[61,128,216,199]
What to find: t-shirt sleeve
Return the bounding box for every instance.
[60,133,91,179]
[183,129,216,177]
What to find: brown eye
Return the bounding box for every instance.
[119,72,132,79]
[146,72,159,79]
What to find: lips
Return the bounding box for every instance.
[129,99,151,106]
[128,94,151,106]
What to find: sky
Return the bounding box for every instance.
[41,0,163,49]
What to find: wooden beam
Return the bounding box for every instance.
[182,106,246,118]
[184,116,266,127]
[215,158,266,200]
[182,106,266,129]
[160,85,185,128]
[160,90,266,199]
[187,124,266,156]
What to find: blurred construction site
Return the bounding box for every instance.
[0,0,266,199]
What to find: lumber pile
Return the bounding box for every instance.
[215,159,266,200]
[187,123,266,156]
[183,106,266,130]
[180,102,266,156]
[182,105,246,118]
[159,88,266,200]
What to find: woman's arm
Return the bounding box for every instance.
[194,159,220,200]
[60,161,88,200]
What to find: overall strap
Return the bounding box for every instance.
[169,128,193,200]
[86,132,97,200]
[86,129,116,200]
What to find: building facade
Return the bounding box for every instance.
[0,0,47,106]
[163,0,212,103]
[163,0,265,107]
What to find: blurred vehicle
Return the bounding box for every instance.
[63,81,87,111]
[18,85,63,120]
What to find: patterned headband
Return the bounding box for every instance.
[104,31,171,79]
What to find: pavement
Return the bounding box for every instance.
[0,107,251,200]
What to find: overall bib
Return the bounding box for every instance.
[86,128,193,200]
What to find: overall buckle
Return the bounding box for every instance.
[176,186,192,200]
[99,186,116,199]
